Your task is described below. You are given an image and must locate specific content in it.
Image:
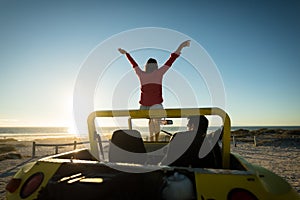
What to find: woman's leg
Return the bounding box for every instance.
[141,104,163,141]
[149,119,155,141]
[148,118,160,141]
[153,118,160,141]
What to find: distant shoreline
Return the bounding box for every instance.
[231,126,300,131]
[1,126,299,135]
[0,125,299,129]
[0,126,299,143]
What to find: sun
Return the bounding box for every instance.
[67,123,77,135]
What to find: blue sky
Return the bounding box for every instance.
[0,0,299,127]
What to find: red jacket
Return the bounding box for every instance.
[125,52,179,106]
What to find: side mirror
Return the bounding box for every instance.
[161,119,173,125]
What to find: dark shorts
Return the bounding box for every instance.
[140,104,164,110]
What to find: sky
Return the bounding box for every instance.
[0,0,299,128]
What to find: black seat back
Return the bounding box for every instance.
[109,129,147,164]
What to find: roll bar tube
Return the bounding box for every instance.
[87,107,231,169]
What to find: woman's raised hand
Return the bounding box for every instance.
[180,40,191,48]
[118,48,127,54]
[175,40,191,54]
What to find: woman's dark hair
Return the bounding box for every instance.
[147,58,157,64]
[187,115,209,133]
[145,58,158,73]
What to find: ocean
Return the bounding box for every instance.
[0,127,72,141]
[0,126,299,141]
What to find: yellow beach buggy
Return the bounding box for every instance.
[6,108,300,200]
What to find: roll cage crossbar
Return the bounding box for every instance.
[87,107,231,169]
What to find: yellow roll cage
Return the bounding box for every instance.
[87,107,231,169]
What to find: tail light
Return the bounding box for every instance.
[228,188,258,200]
[20,172,44,198]
[6,178,22,193]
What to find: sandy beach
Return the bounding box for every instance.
[0,130,299,199]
